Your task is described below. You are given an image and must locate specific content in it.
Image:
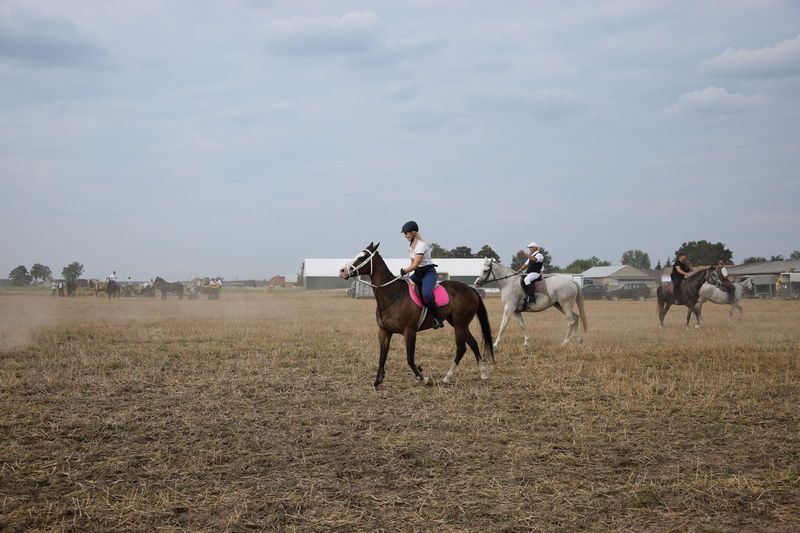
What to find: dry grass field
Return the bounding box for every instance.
[1,289,798,532]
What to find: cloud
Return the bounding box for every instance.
[0,3,106,68]
[702,34,800,78]
[264,11,382,56]
[665,86,762,116]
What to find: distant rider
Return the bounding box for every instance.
[399,221,444,329]
[715,260,736,302]
[671,254,691,304]
[517,242,544,309]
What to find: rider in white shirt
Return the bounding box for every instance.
[399,220,444,329]
[516,242,544,308]
[108,271,117,282]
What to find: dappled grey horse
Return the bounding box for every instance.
[698,275,753,319]
[475,258,587,347]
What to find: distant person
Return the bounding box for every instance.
[51,280,57,296]
[400,220,444,329]
[671,254,692,304]
[108,271,117,282]
[716,261,736,302]
[516,242,544,308]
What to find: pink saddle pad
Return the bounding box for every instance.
[408,280,450,308]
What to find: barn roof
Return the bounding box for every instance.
[581,265,652,279]
[727,260,800,276]
[304,258,487,278]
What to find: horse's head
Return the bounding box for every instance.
[474,257,495,287]
[740,276,753,291]
[339,242,380,280]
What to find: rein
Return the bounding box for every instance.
[478,259,519,285]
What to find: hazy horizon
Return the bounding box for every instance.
[2,1,799,281]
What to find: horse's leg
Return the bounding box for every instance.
[443,327,468,385]
[514,311,529,346]
[404,328,428,385]
[374,328,392,389]
[444,327,487,384]
[493,306,513,348]
[464,329,488,381]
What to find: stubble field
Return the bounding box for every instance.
[1,289,798,532]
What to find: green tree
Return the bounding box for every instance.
[665,258,672,268]
[743,256,767,264]
[476,244,500,261]
[297,263,304,286]
[448,246,473,258]
[429,242,450,258]
[563,256,610,274]
[30,263,52,282]
[62,261,84,281]
[674,240,733,266]
[791,251,800,261]
[620,249,651,270]
[655,260,662,270]
[9,265,32,286]
[770,255,784,261]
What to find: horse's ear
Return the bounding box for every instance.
[374,242,380,250]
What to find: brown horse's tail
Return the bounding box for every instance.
[474,290,495,363]
[656,286,666,316]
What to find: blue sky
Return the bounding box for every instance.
[2,0,799,280]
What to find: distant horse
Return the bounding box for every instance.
[106,279,120,299]
[474,258,587,347]
[697,275,753,319]
[153,276,184,300]
[339,242,494,388]
[656,267,715,328]
[91,279,107,296]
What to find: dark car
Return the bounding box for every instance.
[581,284,608,300]
[606,282,651,301]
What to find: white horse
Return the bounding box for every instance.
[475,258,588,347]
[697,276,753,319]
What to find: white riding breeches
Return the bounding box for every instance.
[524,272,541,285]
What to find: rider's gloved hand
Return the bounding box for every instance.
[399,268,406,276]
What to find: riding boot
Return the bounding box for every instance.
[428,303,444,329]
[526,282,537,306]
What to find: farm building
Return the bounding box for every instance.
[302,258,487,290]
[727,260,800,298]
[580,265,657,288]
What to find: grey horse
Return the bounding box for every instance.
[475,258,587,347]
[698,275,753,319]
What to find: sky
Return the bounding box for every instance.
[1,0,799,281]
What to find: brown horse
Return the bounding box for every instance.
[153,276,184,300]
[339,242,494,388]
[656,267,714,329]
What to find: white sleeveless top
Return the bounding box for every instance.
[410,240,434,267]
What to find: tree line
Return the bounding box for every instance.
[427,240,800,275]
[7,262,84,287]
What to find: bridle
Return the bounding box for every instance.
[476,258,518,286]
[346,248,403,289]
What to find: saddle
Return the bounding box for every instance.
[519,277,547,293]
[407,279,449,309]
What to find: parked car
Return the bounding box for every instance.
[606,282,651,301]
[581,284,608,300]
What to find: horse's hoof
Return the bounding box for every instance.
[418,376,430,386]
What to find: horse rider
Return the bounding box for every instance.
[716,260,736,302]
[108,270,117,282]
[399,220,444,329]
[671,254,692,304]
[516,242,544,309]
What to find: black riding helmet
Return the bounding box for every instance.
[401,220,419,233]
